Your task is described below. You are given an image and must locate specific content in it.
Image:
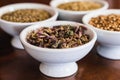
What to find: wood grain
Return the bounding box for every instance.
[0,0,120,80]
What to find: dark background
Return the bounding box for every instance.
[0,0,120,9]
[1,0,120,80]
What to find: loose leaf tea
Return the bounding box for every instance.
[1,9,51,23]
[26,25,90,49]
[89,14,120,31]
[57,1,102,11]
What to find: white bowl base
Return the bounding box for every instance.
[39,62,78,77]
[97,45,120,60]
[11,36,24,49]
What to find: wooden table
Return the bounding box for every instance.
[0,0,120,80]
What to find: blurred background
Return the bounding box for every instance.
[0,0,120,9]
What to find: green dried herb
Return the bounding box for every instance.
[1,9,51,23]
[57,1,102,11]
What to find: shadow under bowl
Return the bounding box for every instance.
[20,21,97,77]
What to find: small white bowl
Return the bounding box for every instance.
[50,0,109,22]
[83,9,120,60]
[20,21,97,77]
[0,3,58,49]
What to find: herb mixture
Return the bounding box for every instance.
[26,25,90,49]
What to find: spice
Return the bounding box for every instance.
[57,1,102,11]
[1,9,51,23]
[26,25,90,49]
[89,14,120,31]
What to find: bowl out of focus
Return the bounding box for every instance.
[0,3,58,49]
[50,0,109,22]
[83,9,120,60]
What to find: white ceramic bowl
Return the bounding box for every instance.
[50,0,109,22]
[20,21,97,77]
[83,9,120,60]
[0,3,58,49]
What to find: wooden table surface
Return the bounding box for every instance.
[0,0,120,80]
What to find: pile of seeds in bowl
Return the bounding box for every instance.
[1,9,51,23]
[26,25,90,49]
[57,1,102,11]
[89,14,120,31]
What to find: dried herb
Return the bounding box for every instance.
[26,25,90,49]
[1,9,51,23]
[58,1,102,11]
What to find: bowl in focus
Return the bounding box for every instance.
[0,3,58,49]
[50,0,109,22]
[83,9,120,60]
[20,21,97,77]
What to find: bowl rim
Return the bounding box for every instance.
[0,2,58,25]
[20,21,97,52]
[50,0,109,14]
[82,9,120,34]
